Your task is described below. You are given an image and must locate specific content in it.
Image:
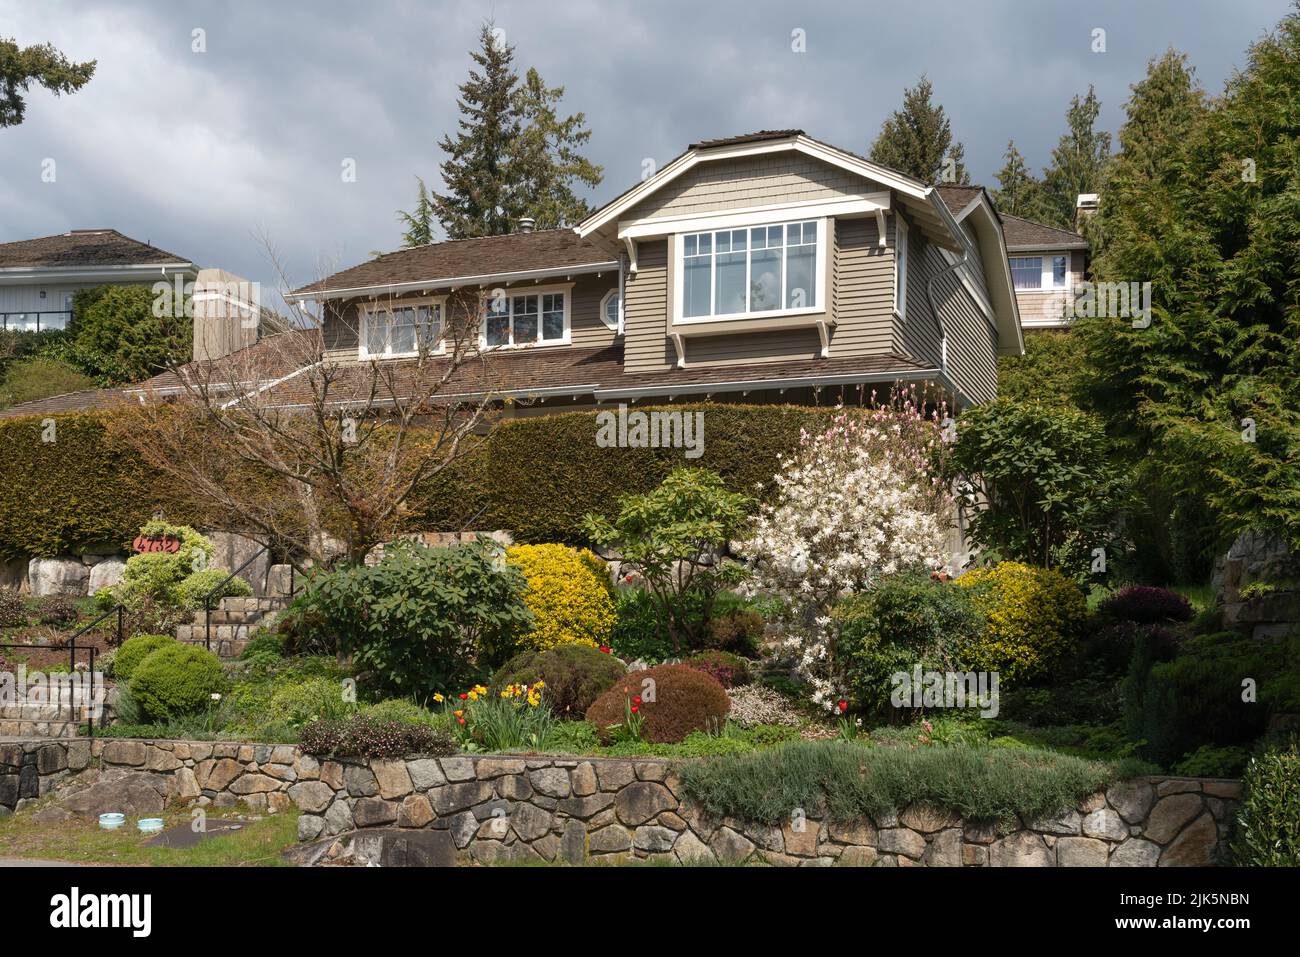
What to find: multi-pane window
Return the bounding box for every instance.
[681,220,819,319]
[1010,255,1069,290]
[484,291,567,347]
[362,302,441,357]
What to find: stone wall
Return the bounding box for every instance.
[1213,530,1300,640]
[2,740,1241,867]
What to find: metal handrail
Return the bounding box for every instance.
[0,640,101,738]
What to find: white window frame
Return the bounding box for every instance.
[359,294,447,359]
[599,288,621,332]
[672,217,826,324]
[894,214,909,317]
[1009,254,1071,291]
[478,283,573,349]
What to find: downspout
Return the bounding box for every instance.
[924,249,976,410]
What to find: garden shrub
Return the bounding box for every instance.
[240,629,287,662]
[1097,585,1194,624]
[112,634,176,683]
[955,562,1086,683]
[1232,740,1300,866]
[682,650,751,689]
[586,663,730,744]
[34,594,80,626]
[492,643,626,718]
[608,588,676,661]
[287,538,532,700]
[128,643,226,721]
[299,714,456,759]
[224,672,355,738]
[505,543,617,652]
[702,598,765,657]
[173,567,253,609]
[584,468,750,653]
[1173,744,1251,778]
[360,698,441,727]
[676,740,1116,825]
[1124,632,1275,765]
[834,573,985,715]
[0,587,27,627]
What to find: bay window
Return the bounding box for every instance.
[679,219,821,320]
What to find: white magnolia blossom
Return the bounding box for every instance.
[741,401,955,709]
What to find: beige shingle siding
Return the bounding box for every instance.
[624,154,867,222]
[902,230,998,405]
[833,216,895,356]
[623,239,673,371]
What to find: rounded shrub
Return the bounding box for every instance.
[586,663,730,744]
[955,562,1086,683]
[703,604,765,657]
[834,573,985,713]
[128,643,226,720]
[493,643,626,718]
[113,634,176,683]
[682,650,752,688]
[174,567,252,610]
[1097,585,1194,625]
[505,543,617,652]
[1233,741,1300,866]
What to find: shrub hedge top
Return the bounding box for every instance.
[586,662,730,744]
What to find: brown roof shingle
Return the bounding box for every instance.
[0,387,128,419]
[294,229,616,298]
[1000,214,1087,250]
[0,229,192,269]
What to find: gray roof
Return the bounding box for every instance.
[0,229,192,269]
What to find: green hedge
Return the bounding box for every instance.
[0,404,842,557]
[0,413,161,559]
[409,404,839,543]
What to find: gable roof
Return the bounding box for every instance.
[0,229,192,269]
[292,228,616,301]
[934,184,986,218]
[1000,214,1088,251]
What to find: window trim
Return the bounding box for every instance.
[1009,254,1071,292]
[672,217,827,325]
[478,282,574,350]
[358,294,447,359]
[598,288,621,332]
[894,214,909,318]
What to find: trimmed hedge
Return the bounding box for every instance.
[1,404,843,557]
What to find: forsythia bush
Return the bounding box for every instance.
[506,544,617,652]
[956,561,1085,683]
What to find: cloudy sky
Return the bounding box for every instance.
[1,0,1290,300]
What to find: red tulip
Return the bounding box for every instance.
[630,705,639,714]
[633,696,641,705]
[837,700,848,713]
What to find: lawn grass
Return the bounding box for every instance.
[0,807,300,866]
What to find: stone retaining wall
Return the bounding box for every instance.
[2,739,1241,866]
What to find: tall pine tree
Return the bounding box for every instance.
[991,140,1044,218]
[1037,87,1112,229]
[0,37,95,128]
[400,22,603,244]
[869,76,970,184]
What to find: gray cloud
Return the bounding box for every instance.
[0,0,1289,302]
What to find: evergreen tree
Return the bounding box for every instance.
[428,22,522,239]
[396,177,435,247]
[1037,87,1112,229]
[869,76,970,184]
[509,68,603,229]
[0,37,95,128]
[991,140,1044,218]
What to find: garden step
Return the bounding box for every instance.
[176,636,249,659]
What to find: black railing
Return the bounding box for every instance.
[0,640,103,739]
[202,547,299,650]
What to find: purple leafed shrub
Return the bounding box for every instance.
[1098,585,1193,625]
[298,715,456,759]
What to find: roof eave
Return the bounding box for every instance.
[289,260,620,302]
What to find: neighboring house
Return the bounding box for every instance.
[1002,207,1090,331]
[0,228,198,333]
[5,130,1092,420]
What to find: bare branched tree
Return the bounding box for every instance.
[110,236,502,568]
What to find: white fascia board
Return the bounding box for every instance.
[0,262,196,285]
[617,193,890,239]
[960,197,1025,355]
[288,261,618,303]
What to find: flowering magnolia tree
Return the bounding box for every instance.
[739,387,956,710]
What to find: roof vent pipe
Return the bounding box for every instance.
[518,217,535,233]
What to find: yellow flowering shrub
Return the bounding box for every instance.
[955,561,1086,683]
[505,544,617,652]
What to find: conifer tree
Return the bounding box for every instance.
[869,75,970,184]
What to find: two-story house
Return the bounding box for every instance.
[0,228,198,333]
[269,130,1025,415]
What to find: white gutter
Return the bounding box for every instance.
[0,262,196,284]
[288,261,619,303]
